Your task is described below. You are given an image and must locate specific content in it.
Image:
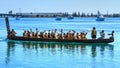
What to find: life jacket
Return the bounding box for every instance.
[92,30,96,35]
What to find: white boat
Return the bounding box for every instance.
[68,16,74,19]
[96,11,105,21]
[55,16,62,21]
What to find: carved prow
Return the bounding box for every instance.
[5,17,11,38]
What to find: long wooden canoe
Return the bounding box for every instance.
[7,36,114,43]
[5,17,114,43]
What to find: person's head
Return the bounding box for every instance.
[55,29,57,31]
[27,30,29,32]
[93,27,96,30]
[24,30,26,32]
[48,30,50,32]
[112,31,114,33]
[60,29,63,32]
[102,30,104,32]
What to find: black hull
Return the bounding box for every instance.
[8,36,114,43]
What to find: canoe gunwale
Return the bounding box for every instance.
[7,36,114,43]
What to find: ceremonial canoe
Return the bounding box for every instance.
[7,36,114,43]
[5,17,114,43]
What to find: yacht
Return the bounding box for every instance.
[68,16,74,19]
[56,16,62,21]
[96,11,105,21]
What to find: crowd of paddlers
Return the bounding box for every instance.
[9,27,114,40]
[22,28,88,40]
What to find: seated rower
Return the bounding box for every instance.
[108,31,114,39]
[44,33,48,39]
[57,34,61,39]
[29,28,33,38]
[75,33,80,39]
[63,33,67,39]
[66,33,69,39]
[72,33,75,39]
[27,31,30,38]
[35,31,38,38]
[99,30,105,39]
[51,29,54,39]
[48,30,51,38]
[35,28,39,38]
[53,29,57,39]
[60,29,63,39]
[23,30,27,38]
[32,32,35,38]
[80,31,87,40]
[68,30,72,39]
[72,30,76,39]
[39,32,44,38]
[10,29,16,37]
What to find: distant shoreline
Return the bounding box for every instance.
[0,12,120,18]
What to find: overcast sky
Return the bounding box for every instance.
[0,0,120,14]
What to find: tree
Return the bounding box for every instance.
[78,12,80,17]
[9,10,12,14]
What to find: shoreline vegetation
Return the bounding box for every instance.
[0,11,120,18]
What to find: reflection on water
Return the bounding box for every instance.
[6,41,15,64]
[6,41,114,64]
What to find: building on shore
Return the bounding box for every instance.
[16,12,64,18]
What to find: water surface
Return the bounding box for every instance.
[0,17,120,68]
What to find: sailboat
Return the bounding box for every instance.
[96,11,105,21]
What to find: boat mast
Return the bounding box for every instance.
[5,17,11,38]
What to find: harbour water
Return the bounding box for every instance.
[0,17,120,68]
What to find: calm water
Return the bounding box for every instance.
[0,17,120,68]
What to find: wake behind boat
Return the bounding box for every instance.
[5,17,114,43]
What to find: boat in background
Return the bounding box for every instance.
[55,16,62,21]
[68,16,74,19]
[96,11,105,21]
[16,17,20,20]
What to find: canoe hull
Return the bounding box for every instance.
[8,36,114,43]
[96,17,104,21]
